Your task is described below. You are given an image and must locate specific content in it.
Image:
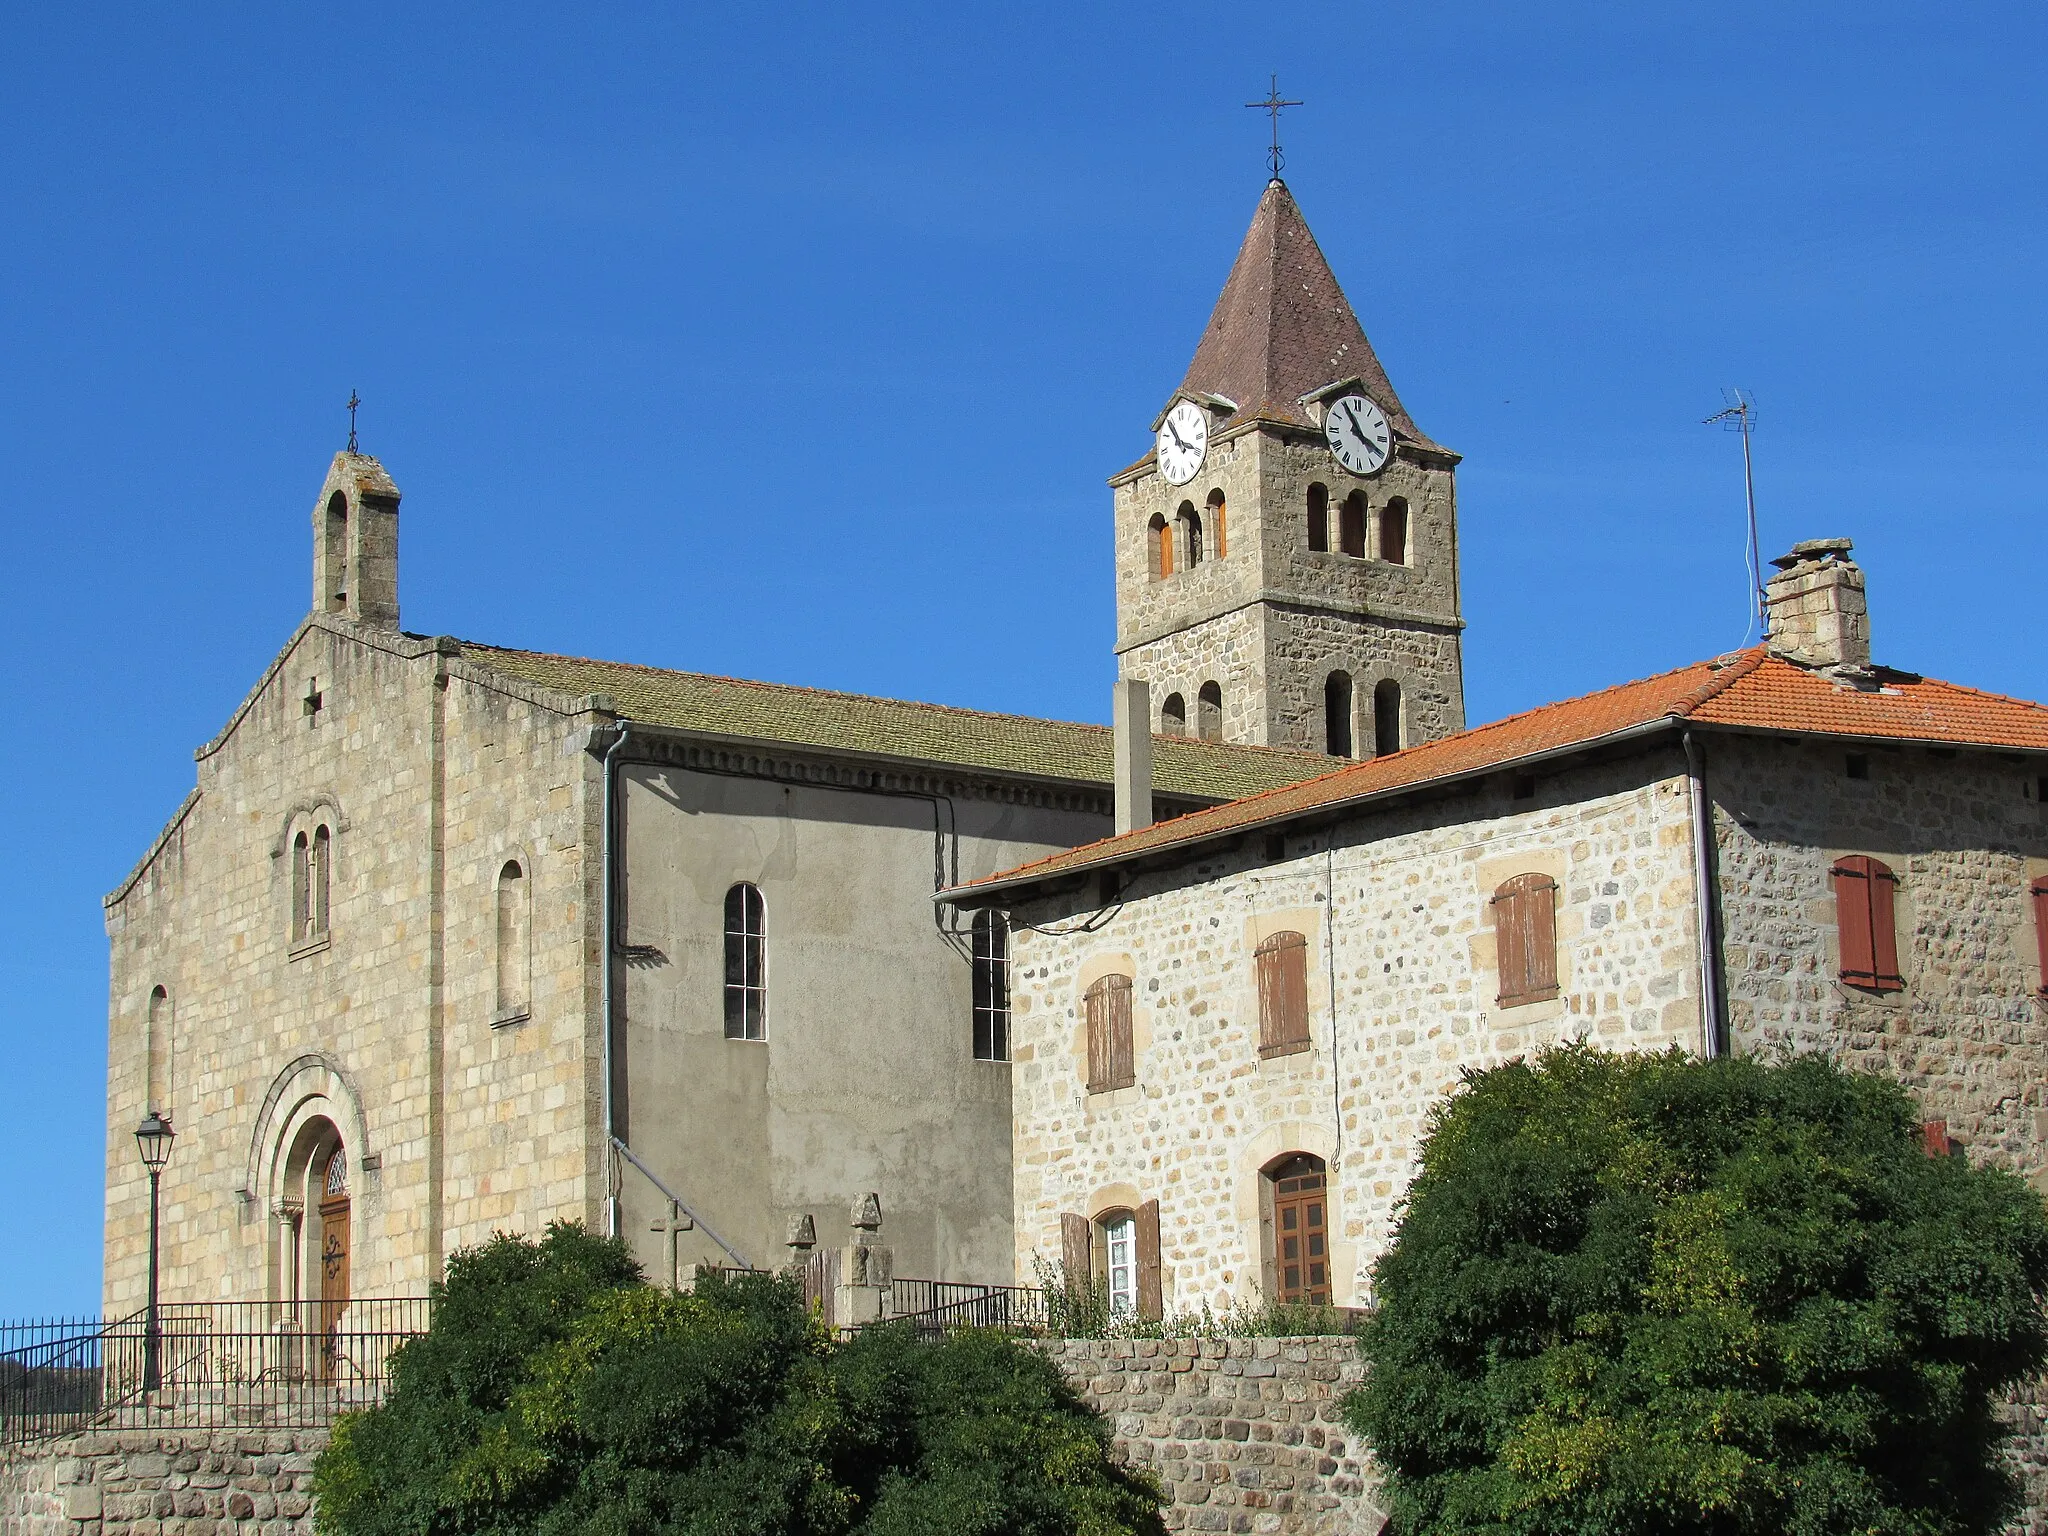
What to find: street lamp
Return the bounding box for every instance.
[134,1111,175,1392]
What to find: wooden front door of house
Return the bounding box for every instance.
[1272,1158,1330,1304]
[317,1148,351,1373]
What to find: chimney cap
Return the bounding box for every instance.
[1771,537,1855,570]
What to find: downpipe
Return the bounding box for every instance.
[600,720,630,1237]
[1683,730,1727,1058]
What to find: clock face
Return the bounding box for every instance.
[1324,394,1392,476]
[1156,400,1209,486]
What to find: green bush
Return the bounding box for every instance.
[314,1222,1162,1536]
[1345,1045,2048,1536]
[1030,1256,1360,1340]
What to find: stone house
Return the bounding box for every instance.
[944,542,2048,1316]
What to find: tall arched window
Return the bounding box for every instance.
[1178,502,1203,567]
[1196,681,1223,743]
[1324,672,1354,758]
[972,909,1010,1061]
[1379,496,1409,564]
[1265,1153,1330,1304]
[311,826,331,938]
[324,491,350,612]
[1339,492,1368,558]
[724,883,767,1039]
[1373,679,1402,757]
[146,985,171,1115]
[1148,513,1173,579]
[1206,489,1227,558]
[496,860,530,1020]
[1306,484,1329,552]
[1160,692,1187,735]
[292,831,311,943]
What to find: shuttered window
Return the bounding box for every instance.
[1493,874,1560,1008]
[1832,855,1903,992]
[1255,931,1311,1057]
[1135,1199,1163,1320]
[2031,876,2048,997]
[1085,974,1135,1092]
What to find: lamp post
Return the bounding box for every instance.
[134,1111,175,1393]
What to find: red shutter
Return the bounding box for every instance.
[1833,856,1901,992]
[1921,1120,1951,1158]
[1136,1199,1163,1320]
[1867,860,1902,991]
[2033,877,2048,997]
[1060,1212,1092,1293]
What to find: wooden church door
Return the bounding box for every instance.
[317,1147,351,1372]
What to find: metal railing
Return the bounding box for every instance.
[882,1279,1049,1336]
[0,1298,431,1445]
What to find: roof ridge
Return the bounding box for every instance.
[457,639,1332,762]
[1666,646,1771,717]
[1895,672,2048,715]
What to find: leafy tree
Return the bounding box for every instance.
[315,1222,1161,1536]
[1345,1045,2048,1536]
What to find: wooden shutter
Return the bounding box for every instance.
[1060,1212,1091,1293]
[1135,1199,1163,1320]
[1833,855,1902,992]
[2033,877,2048,996]
[1494,874,1559,1007]
[1255,931,1311,1056]
[1921,1120,1951,1157]
[1086,975,1134,1092]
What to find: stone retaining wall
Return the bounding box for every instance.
[1038,1335,1382,1534]
[0,1427,325,1536]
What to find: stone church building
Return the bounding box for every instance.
[104,174,2048,1390]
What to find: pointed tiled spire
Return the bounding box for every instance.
[1179,180,1441,450]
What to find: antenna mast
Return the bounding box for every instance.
[1703,389,1762,640]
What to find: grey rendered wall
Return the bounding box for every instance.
[614,763,1108,1284]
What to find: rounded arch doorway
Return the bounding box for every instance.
[278,1118,352,1369]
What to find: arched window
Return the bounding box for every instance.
[1379,496,1409,564]
[1255,931,1310,1057]
[496,860,530,1020]
[146,985,171,1115]
[1148,513,1173,579]
[1196,681,1223,743]
[311,826,331,938]
[972,910,1010,1061]
[724,883,767,1040]
[1177,502,1203,568]
[1099,1209,1138,1315]
[292,830,311,943]
[1265,1154,1330,1304]
[1084,974,1134,1093]
[1339,492,1368,558]
[1324,672,1354,758]
[1493,873,1560,1007]
[324,491,350,612]
[1206,489,1227,558]
[1306,484,1329,552]
[1160,692,1187,736]
[1373,679,1402,757]
[1832,855,1903,992]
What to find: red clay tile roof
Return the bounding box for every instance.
[1179,180,1443,450]
[948,649,2048,899]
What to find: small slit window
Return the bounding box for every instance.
[1149,513,1173,579]
[1324,672,1354,758]
[1373,679,1402,757]
[724,882,767,1039]
[146,985,171,1116]
[1206,489,1227,558]
[1339,492,1368,558]
[1084,974,1134,1093]
[1306,484,1329,552]
[496,860,530,1019]
[1832,855,1903,992]
[1493,873,1559,1007]
[1196,681,1223,743]
[1379,497,1408,564]
[972,910,1011,1061]
[1255,931,1311,1057]
[1178,502,1203,567]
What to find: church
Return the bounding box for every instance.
[103,177,2048,1356]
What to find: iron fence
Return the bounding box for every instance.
[0,1298,431,1445]
[881,1279,1049,1337]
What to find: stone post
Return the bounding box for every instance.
[833,1194,892,1326]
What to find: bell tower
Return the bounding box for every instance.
[1111,179,1465,756]
[310,452,402,630]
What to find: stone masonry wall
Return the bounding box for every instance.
[1039,1337,1380,1535]
[0,1427,325,1536]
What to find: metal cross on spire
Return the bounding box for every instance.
[345,390,361,454]
[1245,75,1303,180]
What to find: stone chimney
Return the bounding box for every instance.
[1113,679,1153,835]
[1764,538,1871,681]
[311,452,402,629]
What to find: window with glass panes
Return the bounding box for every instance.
[723,883,766,1040]
[1101,1212,1137,1315]
[971,910,1010,1061]
[1270,1155,1330,1304]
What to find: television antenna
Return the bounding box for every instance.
[1702,389,1762,642]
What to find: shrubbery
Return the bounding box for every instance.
[314,1223,1163,1536]
[1346,1045,2048,1536]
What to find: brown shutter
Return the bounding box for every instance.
[1085,976,1134,1093]
[1255,932,1312,1056]
[1921,1120,1951,1158]
[1494,875,1559,1007]
[1108,975,1135,1090]
[1135,1199,1163,1320]
[2033,877,2048,996]
[1060,1212,1091,1293]
[1867,859,1902,991]
[1833,855,1900,991]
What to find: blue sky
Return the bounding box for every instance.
[0,3,2041,1314]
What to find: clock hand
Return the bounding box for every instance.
[1167,423,1193,452]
